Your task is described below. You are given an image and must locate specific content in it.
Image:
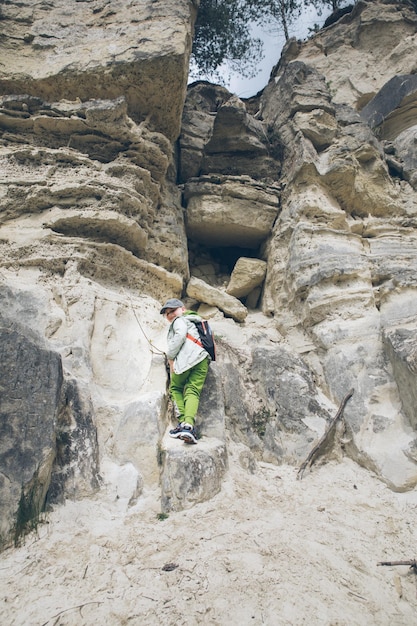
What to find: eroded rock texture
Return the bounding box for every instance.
[1,0,417,548]
[0,0,195,548]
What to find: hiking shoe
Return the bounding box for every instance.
[169,423,185,438]
[179,423,198,445]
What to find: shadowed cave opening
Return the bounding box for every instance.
[188,240,263,307]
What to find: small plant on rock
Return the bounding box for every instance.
[252,406,272,438]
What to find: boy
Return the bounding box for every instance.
[160,298,210,444]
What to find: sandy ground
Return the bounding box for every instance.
[1,449,417,626]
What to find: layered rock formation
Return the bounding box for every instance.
[1,0,417,550]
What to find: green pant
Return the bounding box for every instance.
[170,357,209,426]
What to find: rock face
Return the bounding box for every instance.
[184,175,280,248]
[2,0,417,549]
[0,313,62,543]
[0,0,196,140]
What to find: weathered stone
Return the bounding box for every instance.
[368,230,417,292]
[216,341,335,465]
[201,96,282,180]
[99,459,144,509]
[293,109,337,150]
[184,176,280,248]
[187,277,248,322]
[145,182,190,277]
[261,62,335,184]
[196,366,226,440]
[160,438,228,513]
[0,315,62,548]
[0,0,197,140]
[245,287,262,310]
[393,126,417,189]
[249,346,334,464]
[226,257,267,299]
[290,1,417,110]
[0,96,171,180]
[196,303,222,320]
[262,61,335,130]
[47,378,100,505]
[113,392,165,485]
[179,82,231,182]
[78,245,183,299]
[384,328,417,429]
[360,74,417,140]
[45,208,148,256]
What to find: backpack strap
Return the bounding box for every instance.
[186,333,203,348]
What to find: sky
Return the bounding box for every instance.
[190,6,325,99]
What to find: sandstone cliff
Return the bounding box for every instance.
[1,0,417,600]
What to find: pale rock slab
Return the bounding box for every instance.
[226,257,267,299]
[113,392,165,485]
[179,82,231,183]
[218,343,335,466]
[45,208,148,257]
[160,437,228,513]
[0,0,197,140]
[290,1,417,110]
[384,327,417,430]
[360,74,417,140]
[202,96,282,180]
[293,109,338,150]
[187,276,248,322]
[184,176,280,248]
[99,459,143,509]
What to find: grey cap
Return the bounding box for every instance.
[160,298,184,314]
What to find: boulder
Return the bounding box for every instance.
[160,438,228,513]
[226,257,267,299]
[293,109,338,150]
[187,277,248,322]
[217,342,335,465]
[184,176,280,248]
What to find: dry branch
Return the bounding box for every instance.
[378,560,417,570]
[297,388,354,480]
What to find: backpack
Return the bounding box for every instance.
[187,319,216,361]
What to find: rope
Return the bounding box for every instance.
[125,291,166,356]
